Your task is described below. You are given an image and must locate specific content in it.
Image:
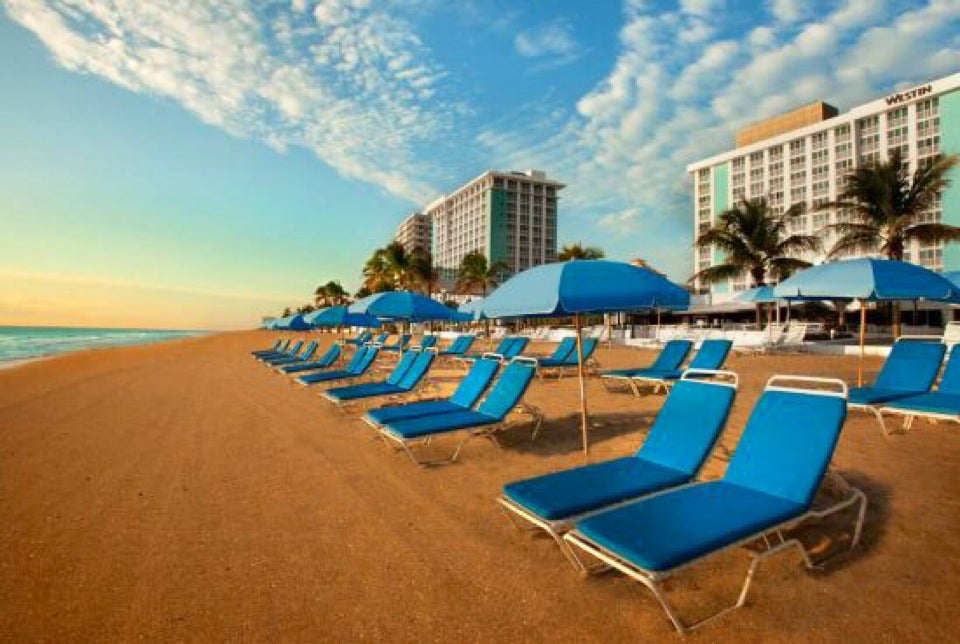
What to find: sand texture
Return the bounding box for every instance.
[2,331,959,642]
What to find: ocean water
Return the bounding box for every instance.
[0,326,206,366]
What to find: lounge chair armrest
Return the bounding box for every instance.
[681,369,739,389]
[765,375,848,399]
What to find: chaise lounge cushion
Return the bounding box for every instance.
[364,400,464,426]
[382,410,499,439]
[576,481,804,572]
[503,457,689,521]
[884,391,960,415]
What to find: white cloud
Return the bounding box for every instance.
[474,0,960,281]
[514,20,583,67]
[4,0,460,203]
[768,0,809,24]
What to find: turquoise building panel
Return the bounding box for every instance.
[941,90,960,271]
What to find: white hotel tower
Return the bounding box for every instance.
[688,72,960,302]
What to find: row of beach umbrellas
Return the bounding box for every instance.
[265,257,960,453]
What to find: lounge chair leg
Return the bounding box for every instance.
[872,407,892,438]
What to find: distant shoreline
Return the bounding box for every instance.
[0,327,215,371]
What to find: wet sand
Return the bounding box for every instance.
[1,331,958,642]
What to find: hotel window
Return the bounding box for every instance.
[887,106,908,128]
[916,97,939,120]
[812,211,830,230]
[919,244,943,271]
[834,124,851,142]
[768,145,783,161]
[919,193,943,224]
[812,132,828,150]
[789,169,806,186]
[790,186,807,203]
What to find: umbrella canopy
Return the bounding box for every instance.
[304,306,381,328]
[282,314,311,331]
[734,285,781,303]
[482,260,690,454]
[480,260,690,318]
[773,258,960,302]
[458,298,487,321]
[774,258,960,386]
[943,270,960,290]
[349,291,458,322]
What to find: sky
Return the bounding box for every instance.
[1,0,959,329]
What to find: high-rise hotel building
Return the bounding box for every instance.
[688,72,960,302]
[426,169,564,288]
[393,212,432,253]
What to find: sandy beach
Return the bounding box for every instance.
[2,331,959,642]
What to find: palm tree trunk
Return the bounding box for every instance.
[755,302,762,326]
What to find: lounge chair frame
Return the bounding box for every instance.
[498,370,739,567]
[377,357,544,467]
[329,348,439,412]
[561,376,867,635]
[877,405,960,433]
[848,335,945,437]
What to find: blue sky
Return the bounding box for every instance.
[2,0,959,329]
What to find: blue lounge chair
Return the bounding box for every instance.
[322,348,437,407]
[456,337,513,365]
[438,335,476,357]
[257,339,303,363]
[562,375,867,634]
[381,334,412,353]
[600,340,693,392]
[251,338,282,356]
[263,340,318,366]
[253,338,295,360]
[345,330,374,347]
[533,337,577,366]
[630,339,733,393]
[363,354,503,428]
[538,337,600,377]
[880,343,960,434]
[500,370,738,564]
[416,335,438,350]
[503,337,529,359]
[378,357,542,465]
[277,343,341,373]
[847,337,945,433]
[295,344,380,386]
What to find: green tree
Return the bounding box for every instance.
[361,247,396,293]
[456,250,508,296]
[409,249,439,295]
[820,150,960,336]
[314,280,348,307]
[692,196,820,324]
[558,242,605,261]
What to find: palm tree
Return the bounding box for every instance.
[456,250,508,296]
[314,280,348,307]
[820,150,960,336]
[692,197,821,324]
[409,249,439,295]
[361,247,395,294]
[381,241,418,290]
[558,242,605,261]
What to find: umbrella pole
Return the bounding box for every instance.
[575,314,589,455]
[859,300,866,387]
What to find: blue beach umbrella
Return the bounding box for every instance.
[482,260,690,453]
[286,314,312,331]
[304,306,381,329]
[349,291,458,322]
[774,258,960,385]
[734,285,780,303]
[458,298,487,321]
